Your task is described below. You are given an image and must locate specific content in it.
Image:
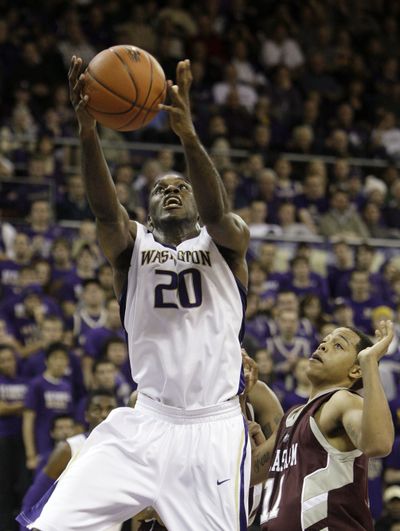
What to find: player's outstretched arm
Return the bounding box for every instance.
[340,321,395,457]
[250,423,277,486]
[160,60,249,257]
[68,56,135,269]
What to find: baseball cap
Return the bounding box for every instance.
[384,485,400,503]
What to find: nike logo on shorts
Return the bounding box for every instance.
[217,479,230,486]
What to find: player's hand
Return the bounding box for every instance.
[358,320,394,364]
[248,421,266,449]
[68,56,96,132]
[242,348,258,394]
[26,454,39,470]
[159,59,196,140]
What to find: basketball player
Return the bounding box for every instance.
[24,57,251,530]
[251,321,394,530]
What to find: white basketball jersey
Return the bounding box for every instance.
[66,433,87,458]
[121,223,246,409]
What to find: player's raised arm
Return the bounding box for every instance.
[339,321,395,457]
[160,60,249,257]
[68,56,135,269]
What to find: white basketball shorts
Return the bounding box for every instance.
[26,393,250,531]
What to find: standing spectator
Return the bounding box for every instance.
[294,173,329,223]
[282,357,311,412]
[0,232,32,297]
[0,345,28,531]
[281,255,329,304]
[319,189,370,238]
[24,199,61,259]
[74,279,107,351]
[22,343,73,471]
[50,238,74,285]
[327,240,354,298]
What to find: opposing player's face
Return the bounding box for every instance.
[307,327,361,387]
[148,176,198,226]
[86,396,117,428]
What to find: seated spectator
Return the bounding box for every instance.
[345,270,383,335]
[274,157,300,201]
[299,294,325,338]
[372,111,400,160]
[248,201,282,239]
[50,238,74,285]
[212,63,258,112]
[244,293,270,349]
[23,199,62,259]
[277,202,317,238]
[0,345,29,530]
[260,23,304,71]
[375,485,400,531]
[300,51,342,102]
[327,240,354,298]
[294,173,329,223]
[248,261,279,313]
[102,336,132,386]
[282,357,311,412]
[362,202,392,238]
[0,232,32,298]
[254,348,275,387]
[57,174,93,221]
[319,189,370,239]
[253,168,281,223]
[74,279,107,352]
[280,255,329,306]
[266,309,311,380]
[289,124,316,155]
[23,343,74,471]
[332,298,355,329]
[97,263,114,300]
[57,244,99,303]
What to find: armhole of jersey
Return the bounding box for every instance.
[118,221,144,331]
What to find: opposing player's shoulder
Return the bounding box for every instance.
[324,389,363,416]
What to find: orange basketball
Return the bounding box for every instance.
[83,45,167,132]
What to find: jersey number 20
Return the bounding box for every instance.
[154,269,202,308]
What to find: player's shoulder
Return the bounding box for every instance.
[323,389,363,416]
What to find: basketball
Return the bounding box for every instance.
[82,45,167,132]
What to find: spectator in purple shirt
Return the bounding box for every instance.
[281,255,329,308]
[327,240,354,298]
[266,309,311,381]
[346,270,383,334]
[102,336,133,389]
[294,173,329,224]
[82,297,124,388]
[0,345,29,531]
[22,343,73,471]
[56,244,98,304]
[49,237,74,286]
[0,232,32,298]
[23,199,62,259]
[282,357,311,412]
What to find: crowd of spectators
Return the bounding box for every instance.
[2,0,400,529]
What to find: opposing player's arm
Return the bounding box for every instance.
[330,322,394,457]
[248,381,284,440]
[43,441,73,480]
[250,426,277,486]
[68,56,136,270]
[160,60,249,256]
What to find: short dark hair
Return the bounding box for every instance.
[101,336,126,357]
[346,326,373,391]
[82,278,102,290]
[92,358,115,374]
[50,414,74,431]
[86,390,116,410]
[45,342,69,360]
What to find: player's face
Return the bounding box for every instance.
[148,176,198,227]
[86,396,117,428]
[307,327,361,387]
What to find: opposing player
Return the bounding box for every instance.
[25,57,251,530]
[251,321,395,530]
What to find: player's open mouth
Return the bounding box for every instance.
[310,353,323,363]
[163,196,182,209]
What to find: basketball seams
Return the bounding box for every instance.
[115,49,155,131]
[110,47,139,104]
[86,67,134,107]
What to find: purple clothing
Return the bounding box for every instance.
[345,296,382,335]
[54,270,83,302]
[266,336,311,378]
[282,389,308,412]
[83,326,125,359]
[22,226,63,258]
[0,260,23,297]
[21,350,85,402]
[336,271,386,299]
[24,375,74,455]
[280,272,329,308]
[0,375,28,437]
[294,194,329,217]
[327,265,353,298]
[245,315,270,347]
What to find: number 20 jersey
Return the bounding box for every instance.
[120,222,246,409]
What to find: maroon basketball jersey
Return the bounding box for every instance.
[260,389,373,531]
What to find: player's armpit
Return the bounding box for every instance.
[43,441,73,480]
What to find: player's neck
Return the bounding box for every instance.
[309,381,350,399]
[152,223,200,247]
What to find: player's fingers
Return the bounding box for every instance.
[167,83,183,106]
[76,95,89,110]
[158,103,182,115]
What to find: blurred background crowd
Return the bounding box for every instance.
[2,0,400,529]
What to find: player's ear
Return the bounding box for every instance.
[147,216,154,231]
[349,362,362,383]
